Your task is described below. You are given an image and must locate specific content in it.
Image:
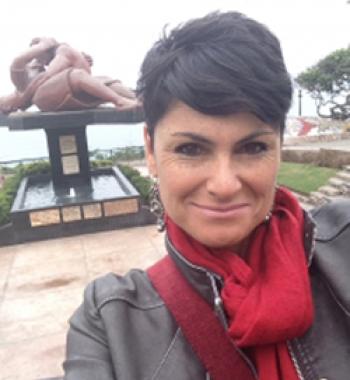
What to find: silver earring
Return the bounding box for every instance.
[265,187,278,223]
[264,210,272,223]
[149,179,165,232]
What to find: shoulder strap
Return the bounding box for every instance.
[147,255,256,380]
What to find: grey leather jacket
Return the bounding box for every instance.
[64,200,350,380]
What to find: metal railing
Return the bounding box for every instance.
[0,146,145,168]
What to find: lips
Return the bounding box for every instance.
[190,202,250,218]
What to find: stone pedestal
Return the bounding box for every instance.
[45,126,91,189]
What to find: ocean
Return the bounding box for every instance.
[0,123,145,162]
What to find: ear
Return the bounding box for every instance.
[143,125,157,177]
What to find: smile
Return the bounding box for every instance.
[190,202,250,218]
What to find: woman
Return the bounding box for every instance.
[64,12,350,380]
[0,37,138,113]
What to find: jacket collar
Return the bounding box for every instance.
[311,199,350,242]
[303,209,317,266]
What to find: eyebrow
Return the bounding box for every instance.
[171,130,276,145]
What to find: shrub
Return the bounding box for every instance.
[0,161,51,226]
[20,161,51,176]
[118,164,152,203]
[0,165,16,174]
[90,159,113,168]
[0,171,23,225]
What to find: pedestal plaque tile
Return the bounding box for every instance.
[30,209,61,227]
[62,155,80,175]
[103,198,139,216]
[62,206,82,222]
[59,135,77,154]
[83,203,102,219]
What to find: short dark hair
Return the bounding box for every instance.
[137,11,292,140]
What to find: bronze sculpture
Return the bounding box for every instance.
[0,37,139,113]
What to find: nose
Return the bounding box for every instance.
[206,155,242,200]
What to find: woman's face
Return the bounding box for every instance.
[145,102,281,252]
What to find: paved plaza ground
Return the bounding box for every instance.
[0,226,165,380]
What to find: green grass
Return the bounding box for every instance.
[278,162,337,194]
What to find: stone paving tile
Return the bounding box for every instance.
[81,226,165,279]
[0,247,16,302]
[5,237,88,300]
[0,225,164,380]
[5,262,87,300]
[0,332,66,380]
[142,227,166,254]
[0,287,83,345]
[86,244,165,280]
[80,225,154,254]
[0,314,63,346]
[11,236,85,269]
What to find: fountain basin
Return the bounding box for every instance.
[9,166,154,243]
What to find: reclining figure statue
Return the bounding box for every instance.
[0,37,139,114]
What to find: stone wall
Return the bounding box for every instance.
[282,148,350,168]
[284,132,350,146]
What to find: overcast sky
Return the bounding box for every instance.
[1,0,349,116]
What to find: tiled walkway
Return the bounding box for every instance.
[0,226,165,380]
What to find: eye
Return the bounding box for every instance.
[238,141,268,155]
[175,143,204,157]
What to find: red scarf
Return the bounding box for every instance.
[166,187,313,380]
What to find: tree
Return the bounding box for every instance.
[296,47,350,120]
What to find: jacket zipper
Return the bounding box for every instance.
[208,273,259,380]
[287,341,305,380]
[207,274,229,329]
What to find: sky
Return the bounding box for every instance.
[1,0,349,116]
